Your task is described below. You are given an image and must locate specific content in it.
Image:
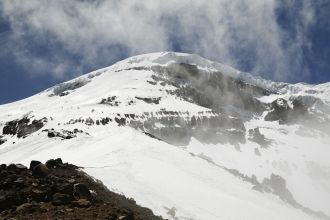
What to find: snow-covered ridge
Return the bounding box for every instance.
[30,51,328,103]
[111,52,239,77]
[85,52,330,100]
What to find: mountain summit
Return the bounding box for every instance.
[1,52,330,219]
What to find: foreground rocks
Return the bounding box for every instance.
[0,158,162,220]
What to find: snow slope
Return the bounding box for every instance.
[0,52,329,220]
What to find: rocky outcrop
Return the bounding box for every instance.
[261,174,296,204]
[62,111,246,146]
[265,98,294,123]
[2,117,46,138]
[135,96,161,104]
[264,96,330,135]
[100,96,120,106]
[0,136,6,145]
[49,78,91,97]
[129,111,246,145]
[248,128,272,148]
[115,117,126,126]
[0,159,162,220]
[118,63,272,115]
[149,63,271,115]
[43,128,84,140]
[265,97,309,124]
[256,174,329,220]
[220,168,330,220]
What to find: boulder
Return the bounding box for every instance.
[248,128,271,148]
[13,177,25,187]
[0,136,6,145]
[73,199,91,208]
[15,203,38,213]
[7,164,27,172]
[32,164,49,178]
[31,189,52,202]
[74,183,91,199]
[45,158,63,169]
[15,164,28,171]
[29,160,42,170]
[55,183,73,195]
[47,131,56,138]
[2,121,18,135]
[0,164,6,170]
[51,193,72,206]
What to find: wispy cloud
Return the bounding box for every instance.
[0,0,316,82]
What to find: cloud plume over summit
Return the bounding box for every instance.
[0,0,318,82]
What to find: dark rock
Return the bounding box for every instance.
[100,96,120,106]
[51,78,90,97]
[265,98,291,123]
[147,80,157,85]
[7,164,17,170]
[18,117,30,124]
[15,203,38,213]
[45,129,76,140]
[7,164,27,172]
[32,164,49,178]
[248,128,271,148]
[59,91,70,96]
[3,120,18,135]
[73,199,91,208]
[129,111,246,146]
[143,132,162,141]
[2,117,45,138]
[47,131,56,138]
[0,136,6,145]
[0,195,10,212]
[85,117,95,126]
[67,179,75,184]
[74,183,91,199]
[0,159,163,220]
[120,211,135,220]
[100,117,111,125]
[135,96,161,104]
[29,160,42,171]
[31,189,52,202]
[13,177,25,187]
[156,63,270,114]
[73,129,82,133]
[17,119,44,138]
[265,97,310,125]
[292,98,308,115]
[0,164,7,170]
[115,117,126,126]
[45,158,63,169]
[262,173,296,204]
[15,164,28,171]
[55,183,73,195]
[52,193,72,206]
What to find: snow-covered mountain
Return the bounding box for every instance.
[0,52,329,220]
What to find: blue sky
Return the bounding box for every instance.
[0,0,329,104]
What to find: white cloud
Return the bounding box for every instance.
[0,0,316,82]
